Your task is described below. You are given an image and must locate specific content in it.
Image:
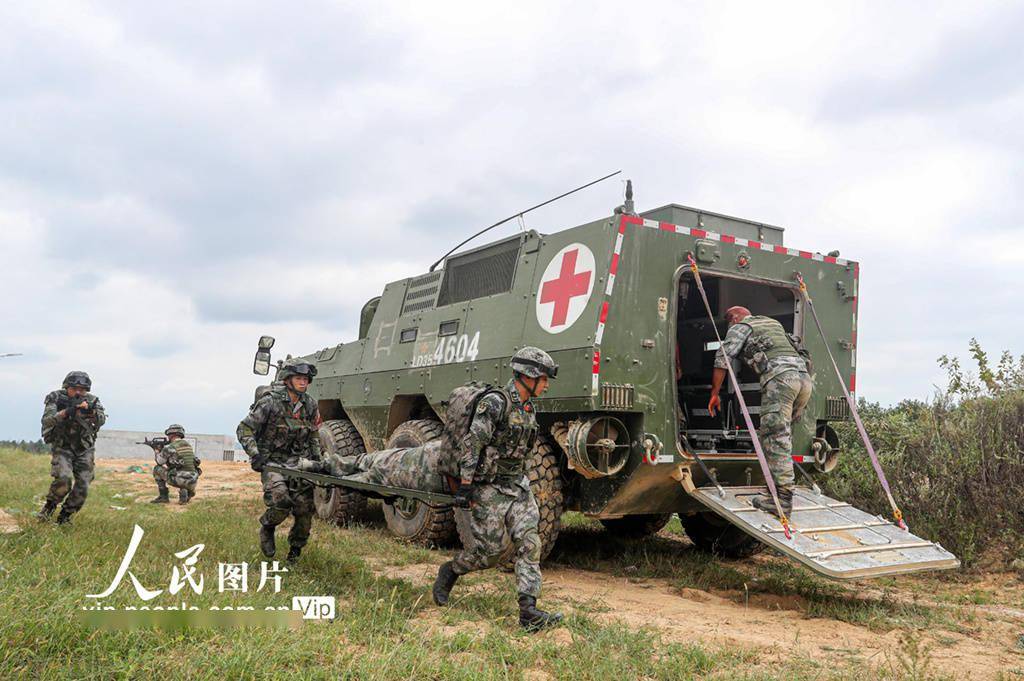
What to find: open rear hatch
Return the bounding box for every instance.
[688,484,959,579]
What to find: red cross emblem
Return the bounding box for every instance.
[536,243,595,333]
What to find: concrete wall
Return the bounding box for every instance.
[96,429,243,461]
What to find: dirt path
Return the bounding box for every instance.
[550,566,1022,679]
[373,558,1022,679]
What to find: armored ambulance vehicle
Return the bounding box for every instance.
[254,193,958,580]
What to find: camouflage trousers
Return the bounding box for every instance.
[759,370,813,490]
[45,448,95,514]
[327,441,447,492]
[260,460,316,549]
[155,465,199,499]
[452,480,543,598]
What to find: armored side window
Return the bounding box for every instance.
[400,328,418,343]
[436,235,521,306]
[439,320,459,336]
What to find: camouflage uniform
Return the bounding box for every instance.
[237,386,321,552]
[162,438,200,501]
[40,389,107,518]
[714,316,812,489]
[327,439,448,493]
[449,380,543,597]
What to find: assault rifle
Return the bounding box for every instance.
[56,393,94,419]
[137,437,169,462]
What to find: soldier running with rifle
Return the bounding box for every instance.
[38,371,107,524]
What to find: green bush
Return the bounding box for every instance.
[823,340,1024,568]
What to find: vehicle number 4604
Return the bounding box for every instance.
[413,332,480,367]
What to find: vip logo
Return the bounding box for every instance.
[292,596,336,620]
[536,243,595,334]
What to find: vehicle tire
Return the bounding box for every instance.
[679,511,765,559]
[455,431,565,564]
[600,513,673,539]
[381,419,457,547]
[314,419,368,525]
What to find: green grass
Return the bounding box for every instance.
[0,448,958,680]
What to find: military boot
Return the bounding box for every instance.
[187,489,196,501]
[56,508,73,526]
[178,488,190,505]
[286,546,302,564]
[752,487,793,518]
[37,501,57,521]
[518,594,563,632]
[150,488,170,504]
[432,561,460,606]
[259,524,276,558]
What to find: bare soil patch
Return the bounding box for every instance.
[542,566,1021,679]
[96,457,261,510]
[0,508,21,534]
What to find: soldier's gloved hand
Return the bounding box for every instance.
[249,452,265,472]
[296,458,324,473]
[454,484,475,509]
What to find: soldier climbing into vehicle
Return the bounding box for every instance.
[237,360,323,563]
[707,306,812,517]
[432,346,564,632]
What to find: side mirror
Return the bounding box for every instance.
[259,336,276,350]
[253,349,272,376]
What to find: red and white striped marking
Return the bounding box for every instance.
[849,263,859,394]
[641,218,851,265]
[592,214,856,396]
[591,218,628,394]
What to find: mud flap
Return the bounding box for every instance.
[686,484,960,579]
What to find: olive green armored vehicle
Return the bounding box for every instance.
[254,192,958,580]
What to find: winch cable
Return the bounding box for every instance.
[687,255,793,539]
[794,273,908,531]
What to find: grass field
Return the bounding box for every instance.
[1,448,1019,680]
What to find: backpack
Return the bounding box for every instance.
[440,382,510,458]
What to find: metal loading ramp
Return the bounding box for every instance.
[688,485,960,579]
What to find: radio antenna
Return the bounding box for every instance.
[428,170,621,272]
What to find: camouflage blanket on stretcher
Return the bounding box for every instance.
[322,439,450,493]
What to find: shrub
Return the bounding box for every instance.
[823,341,1024,568]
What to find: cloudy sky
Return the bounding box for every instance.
[1,1,1021,441]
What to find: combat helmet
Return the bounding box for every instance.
[278,360,317,383]
[510,347,558,379]
[62,371,92,390]
[164,424,186,438]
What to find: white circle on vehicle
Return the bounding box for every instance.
[535,242,596,334]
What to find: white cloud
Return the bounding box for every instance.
[1,1,1022,439]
